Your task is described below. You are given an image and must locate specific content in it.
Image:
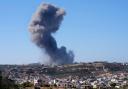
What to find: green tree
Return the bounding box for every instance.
[22,81,34,88]
[0,70,19,89]
[110,82,116,88]
[0,71,2,89]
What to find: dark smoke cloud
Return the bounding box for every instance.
[29,3,74,65]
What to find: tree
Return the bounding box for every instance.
[110,82,116,88]
[22,81,34,88]
[0,70,19,89]
[0,71,2,89]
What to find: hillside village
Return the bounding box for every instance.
[0,62,128,89]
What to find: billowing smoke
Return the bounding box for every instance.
[29,3,74,65]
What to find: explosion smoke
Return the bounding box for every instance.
[29,3,74,65]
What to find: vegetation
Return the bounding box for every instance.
[21,81,34,88]
[0,71,19,89]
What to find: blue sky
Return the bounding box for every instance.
[0,0,128,64]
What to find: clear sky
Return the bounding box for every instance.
[0,0,128,64]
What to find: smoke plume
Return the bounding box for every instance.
[29,3,74,65]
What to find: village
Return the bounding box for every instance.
[1,62,128,89]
